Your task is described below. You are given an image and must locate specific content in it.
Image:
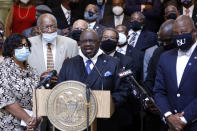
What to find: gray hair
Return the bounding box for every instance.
[101,27,119,41]
[37,13,57,27]
[131,11,146,22]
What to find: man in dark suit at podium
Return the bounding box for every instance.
[58,29,128,131]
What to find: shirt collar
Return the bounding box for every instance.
[116,44,127,52]
[183,4,194,13]
[42,38,57,47]
[88,21,96,29]
[61,4,71,14]
[128,29,141,36]
[79,48,103,64]
[114,13,124,19]
[178,42,197,56]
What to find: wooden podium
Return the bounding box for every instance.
[33,89,115,131]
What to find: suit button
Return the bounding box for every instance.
[177,93,180,97]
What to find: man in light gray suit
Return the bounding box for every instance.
[28,13,78,131]
[28,13,78,76]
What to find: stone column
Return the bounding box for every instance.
[0,0,13,24]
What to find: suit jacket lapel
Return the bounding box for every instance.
[170,50,179,90]
[58,6,68,26]
[75,56,88,83]
[85,55,107,89]
[37,36,46,72]
[135,31,144,49]
[179,46,197,88]
[54,36,64,70]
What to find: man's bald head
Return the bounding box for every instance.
[159,20,175,39]
[72,19,88,31]
[173,15,195,35]
[80,29,100,58]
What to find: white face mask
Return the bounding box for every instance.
[112,6,124,16]
[20,0,30,4]
[42,32,57,43]
[118,33,127,45]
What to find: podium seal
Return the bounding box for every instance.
[46,81,97,131]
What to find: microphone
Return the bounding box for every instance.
[118,69,178,131]
[119,69,133,78]
[86,54,104,90]
[38,70,57,87]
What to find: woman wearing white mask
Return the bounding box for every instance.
[0,34,41,130]
[5,0,36,37]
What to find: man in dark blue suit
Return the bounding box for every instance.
[128,12,158,51]
[154,15,197,131]
[100,27,141,131]
[58,29,128,131]
[115,25,144,83]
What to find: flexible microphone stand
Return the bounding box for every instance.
[120,70,178,131]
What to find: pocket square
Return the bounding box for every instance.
[104,71,112,77]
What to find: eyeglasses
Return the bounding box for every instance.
[17,43,29,49]
[41,25,57,32]
[80,39,98,44]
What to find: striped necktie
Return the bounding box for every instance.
[47,43,54,70]
[128,32,138,47]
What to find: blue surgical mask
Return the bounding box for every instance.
[14,47,30,62]
[84,11,97,22]
[42,32,57,42]
[130,21,142,31]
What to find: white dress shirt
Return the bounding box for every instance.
[42,38,57,68]
[128,29,141,47]
[116,44,128,55]
[176,42,197,87]
[183,5,194,18]
[88,21,96,29]
[79,48,103,70]
[61,4,71,25]
[114,13,124,27]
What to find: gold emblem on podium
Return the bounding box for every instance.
[46,81,97,131]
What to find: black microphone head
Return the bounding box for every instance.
[49,70,57,76]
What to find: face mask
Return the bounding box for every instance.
[42,32,57,43]
[84,11,97,22]
[71,30,82,41]
[14,47,30,62]
[130,21,142,31]
[167,13,177,20]
[118,33,127,45]
[100,39,117,53]
[20,0,30,4]
[97,0,104,6]
[112,6,124,16]
[173,32,194,51]
[181,0,192,6]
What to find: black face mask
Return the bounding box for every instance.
[163,42,176,50]
[173,32,194,51]
[181,0,192,6]
[71,30,82,41]
[100,39,117,53]
[167,13,177,20]
[130,21,142,31]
